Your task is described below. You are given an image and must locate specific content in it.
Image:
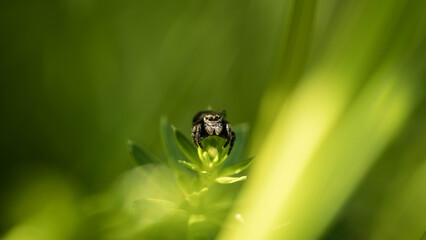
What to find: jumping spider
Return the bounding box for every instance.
[192,110,236,155]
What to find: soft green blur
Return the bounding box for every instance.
[1,0,425,239]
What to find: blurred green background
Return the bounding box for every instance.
[0,0,425,239]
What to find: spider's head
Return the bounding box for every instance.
[203,114,222,126]
[203,113,223,135]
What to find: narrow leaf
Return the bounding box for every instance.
[160,116,185,164]
[219,157,254,177]
[215,176,247,184]
[128,140,161,166]
[178,160,200,172]
[173,128,201,167]
[222,124,250,168]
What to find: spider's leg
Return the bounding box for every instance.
[227,131,236,155]
[197,136,203,149]
[196,125,204,149]
[192,125,197,147]
[223,122,233,148]
[192,124,203,148]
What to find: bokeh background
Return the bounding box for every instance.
[0,0,425,239]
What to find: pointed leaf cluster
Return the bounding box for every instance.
[126,116,253,233]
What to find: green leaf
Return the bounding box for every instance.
[219,157,254,177]
[178,160,200,172]
[128,140,161,166]
[222,124,250,168]
[215,176,247,184]
[173,128,201,167]
[160,116,185,165]
[200,136,228,159]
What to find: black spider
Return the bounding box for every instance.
[192,110,236,155]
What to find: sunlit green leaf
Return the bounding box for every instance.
[178,160,201,172]
[200,136,228,159]
[215,176,247,184]
[128,140,161,166]
[219,157,254,177]
[173,128,201,167]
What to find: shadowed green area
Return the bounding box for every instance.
[0,0,425,239]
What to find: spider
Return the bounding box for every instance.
[192,110,236,155]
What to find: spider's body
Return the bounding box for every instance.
[192,110,236,155]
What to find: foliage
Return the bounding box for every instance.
[123,118,252,239]
[1,0,425,239]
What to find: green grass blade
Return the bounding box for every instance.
[219,157,254,177]
[178,160,200,172]
[128,140,161,166]
[215,176,247,184]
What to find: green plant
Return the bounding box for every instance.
[127,117,252,239]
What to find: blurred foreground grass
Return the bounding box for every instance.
[0,0,425,239]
